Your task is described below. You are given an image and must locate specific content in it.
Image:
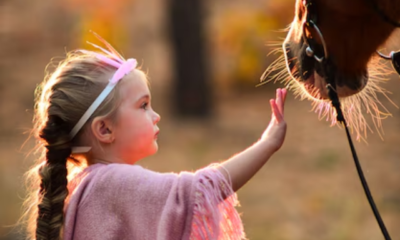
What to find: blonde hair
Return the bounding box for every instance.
[21,49,130,240]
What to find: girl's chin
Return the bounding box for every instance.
[124,144,159,164]
[148,142,159,155]
[152,144,159,154]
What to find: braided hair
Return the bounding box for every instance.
[35,115,71,240]
[21,50,130,240]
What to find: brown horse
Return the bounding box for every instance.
[264,0,400,139]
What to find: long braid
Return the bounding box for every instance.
[36,115,71,240]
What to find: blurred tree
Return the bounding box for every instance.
[209,2,294,91]
[63,0,130,48]
[168,0,212,118]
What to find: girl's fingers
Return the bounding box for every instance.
[280,88,287,114]
[275,88,284,115]
[270,88,287,123]
[282,88,287,102]
[275,89,281,112]
[270,99,283,123]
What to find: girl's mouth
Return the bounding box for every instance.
[154,130,160,139]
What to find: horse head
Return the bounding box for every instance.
[267,0,400,139]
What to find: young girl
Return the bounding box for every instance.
[22,35,287,240]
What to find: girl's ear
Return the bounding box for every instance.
[91,117,114,143]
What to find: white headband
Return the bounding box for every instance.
[69,44,137,140]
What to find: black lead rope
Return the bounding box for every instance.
[323,60,392,240]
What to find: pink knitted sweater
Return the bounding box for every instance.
[63,163,245,240]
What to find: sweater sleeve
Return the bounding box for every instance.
[187,164,245,240]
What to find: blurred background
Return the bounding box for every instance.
[1,0,400,239]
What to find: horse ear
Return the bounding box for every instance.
[391,51,400,75]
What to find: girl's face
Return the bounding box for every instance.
[112,70,160,164]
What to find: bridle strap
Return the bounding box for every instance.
[303,1,393,239]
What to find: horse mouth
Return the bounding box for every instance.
[283,42,369,100]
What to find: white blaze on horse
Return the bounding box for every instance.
[263,0,400,140]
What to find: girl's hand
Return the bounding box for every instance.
[218,88,288,191]
[261,88,287,152]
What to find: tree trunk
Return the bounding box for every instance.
[168,0,212,118]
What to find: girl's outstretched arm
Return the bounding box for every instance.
[219,88,287,192]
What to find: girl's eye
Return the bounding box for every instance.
[141,102,149,110]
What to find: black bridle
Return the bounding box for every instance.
[301,1,400,240]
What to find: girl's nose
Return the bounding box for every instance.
[153,110,161,124]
